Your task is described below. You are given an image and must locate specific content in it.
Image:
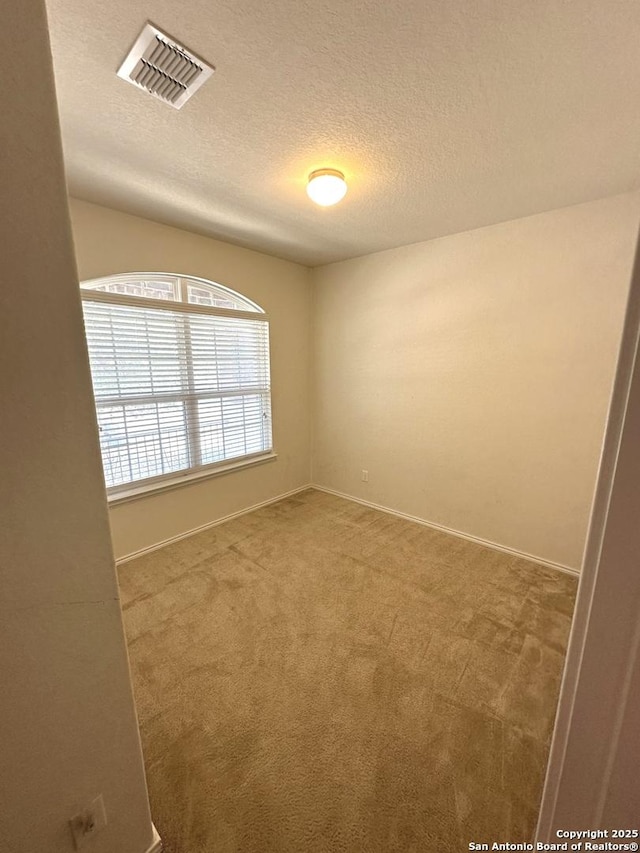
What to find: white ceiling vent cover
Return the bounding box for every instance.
[117,22,214,109]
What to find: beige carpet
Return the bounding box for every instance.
[118,488,577,853]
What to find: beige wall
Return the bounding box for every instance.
[0,3,154,852]
[312,192,640,569]
[69,194,639,569]
[69,199,313,560]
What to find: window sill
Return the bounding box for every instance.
[107,451,278,506]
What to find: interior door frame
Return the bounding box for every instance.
[537,229,640,833]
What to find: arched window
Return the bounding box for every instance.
[80,273,272,498]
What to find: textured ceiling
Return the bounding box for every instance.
[46,0,640,266]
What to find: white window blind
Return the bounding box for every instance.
[81,275,272,495]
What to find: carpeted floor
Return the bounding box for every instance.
[118,488,577,853]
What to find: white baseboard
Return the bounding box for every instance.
[146,824,162,852]
[116,480,579,578]
[116,485,312,565]
[311,484,580,577]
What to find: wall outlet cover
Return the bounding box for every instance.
[69,795,107,849]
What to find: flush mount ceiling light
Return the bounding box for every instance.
[306,169,348,206]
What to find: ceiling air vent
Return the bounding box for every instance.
[117,22,215,109]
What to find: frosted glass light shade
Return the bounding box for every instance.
[306,169,347,206]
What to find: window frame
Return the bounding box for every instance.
[80,273,276,504]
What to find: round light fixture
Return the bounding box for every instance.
[306,169,348,206]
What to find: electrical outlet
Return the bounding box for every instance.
[361,469,369,482]
[69,795,107,849]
